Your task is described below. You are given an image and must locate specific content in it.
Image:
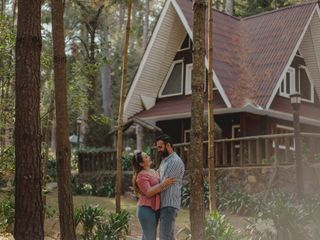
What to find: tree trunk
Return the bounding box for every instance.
[115,0,132,213]
[42,91,55,208]
[142,0,150,49]
[207,0,217,212]
[51,0,76,239]
[189,0,206,239]
[14,0,44,239]
[101,17,112,117]
[225,0,234,16]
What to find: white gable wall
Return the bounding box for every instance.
[299,8,320,99]
[124,2,186,120]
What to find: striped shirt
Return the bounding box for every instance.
[159,152,185,209]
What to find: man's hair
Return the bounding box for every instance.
[155,134,173,146]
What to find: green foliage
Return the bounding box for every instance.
[177,211,235,240]
[75,204,105,239]
[71,176,115,198]
[122,152,132,171]
[0,146,15,176]
[181,180,210,209]
[303,193,320,239]
[84,114,113,147]
[47,157,57,181]
[249,192,310,240]
[74,204,130,240]
[98,181,115,198]
[0,194,14,233]
[218,190,261,216]
[71,178,97,196]
[94,210,130,240]
[205,211,235,240]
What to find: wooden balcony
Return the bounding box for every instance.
[78,133,320,173]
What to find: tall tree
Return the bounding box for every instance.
[142,0,149,49]
[189,0,206,239]
[207,0,217,212]
[115,0,132,213]
[51,0,77,239]
[14,0,44,239]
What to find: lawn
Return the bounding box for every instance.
[1,188,247,239]
[0,189,192,239]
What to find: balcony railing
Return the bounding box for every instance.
[78,133,320,173]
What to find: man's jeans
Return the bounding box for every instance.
[160,207,178,240]
[137,206,159,240]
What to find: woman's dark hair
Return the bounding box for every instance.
[132,151,143,194]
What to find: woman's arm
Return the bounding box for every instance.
[137,176,175,198]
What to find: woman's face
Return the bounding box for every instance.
[139,152,152,169]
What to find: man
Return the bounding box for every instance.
[156,134,185,240]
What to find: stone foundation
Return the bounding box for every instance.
[75,162,320,195]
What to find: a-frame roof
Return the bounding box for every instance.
[176,0,320,108]
[124,0,320,120]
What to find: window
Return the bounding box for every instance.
[279,66,314,103]
[185,64,207,95]
[299,66,314,103]
[273,124,295,150]
[159,60,184,97]
[184,130,190,151]
[279,67,295,97]
[232,125,241,149]
[232,125,241,138]
[179,35,190,51]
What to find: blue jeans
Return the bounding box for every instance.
[159,207,178,240]
[137,206,159,240]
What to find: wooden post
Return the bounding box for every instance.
[115,0,132,212]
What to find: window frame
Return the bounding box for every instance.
[298,65,314,103]
[178,35,191,51]
[158,60,184,98]
[185,63,210,95]
[279,67,295,97]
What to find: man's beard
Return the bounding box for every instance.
[160,148,169,158]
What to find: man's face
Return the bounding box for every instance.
[156,140,169,158]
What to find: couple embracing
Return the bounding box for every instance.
[132,134,185,240]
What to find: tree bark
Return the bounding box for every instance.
[115,0,132,213]
[142,0,150,49]
[225,0,234,16]
[14,0,44,239]
[207,0,217,212]
[51,0,76,239]
[189,0,206,239]
[42,91,55,208]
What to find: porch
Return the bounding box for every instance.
[77,133,320,173]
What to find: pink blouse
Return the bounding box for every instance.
[136,171,160,211]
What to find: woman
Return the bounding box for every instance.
[132,151,175,240]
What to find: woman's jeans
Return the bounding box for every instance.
[137,206,159,240]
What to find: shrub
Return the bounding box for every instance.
[98,181,115,198]
[205,211,235,240]
[181,180,210,209]
[94,210,130,240]
[0,194,14,233]
[303,193,320,239]
[75,204,105,239]
[254,192,310,240]
[218,190,261,216]
[177,211,235,240]
[74,205,130,240]
[47,157,57,181]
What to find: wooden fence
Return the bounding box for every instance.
[78,133,320,173]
